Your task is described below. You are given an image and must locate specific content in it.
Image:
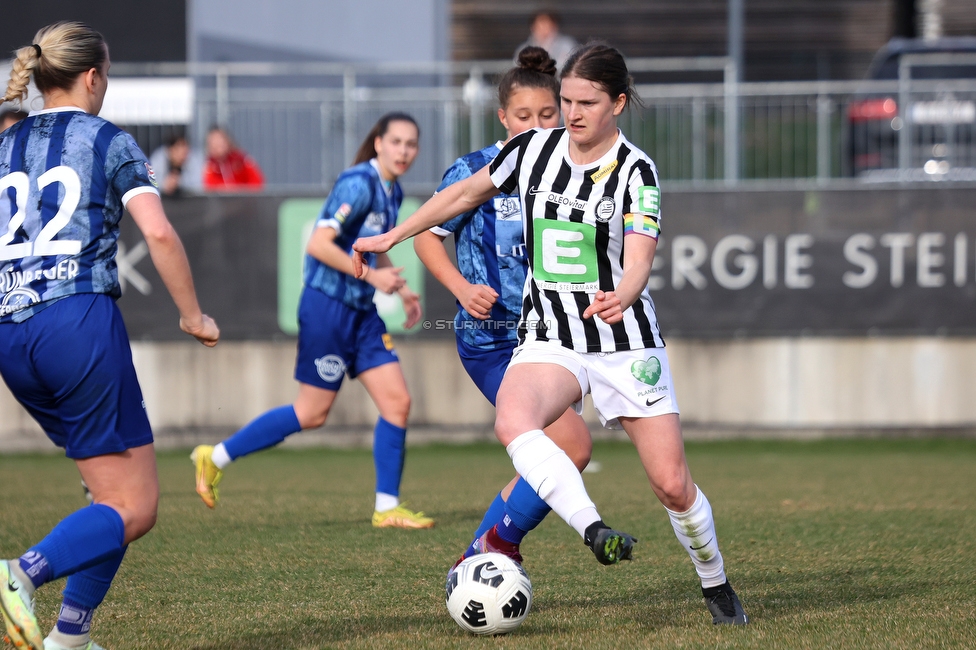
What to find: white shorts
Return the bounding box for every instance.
[508,341,680,429]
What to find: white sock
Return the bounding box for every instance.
[375,492,399,512]
[211,443,232,469]
[506,429,598,537]
[45,629,89,648]
[569,506,601,537]
[666,486,727,588]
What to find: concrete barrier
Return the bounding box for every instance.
[2,336,974,453]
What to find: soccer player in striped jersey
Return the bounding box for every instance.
[414,47,593,567]
[192,113,435,529]
[0,22,220,650]
[354,43,748,625]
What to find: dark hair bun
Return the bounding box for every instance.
[517,46,557,77]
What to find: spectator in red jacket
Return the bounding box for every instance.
[203,126,264,191]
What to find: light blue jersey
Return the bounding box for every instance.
[0,107,158,322]
[432,143,526,350]
[304,159,402,311]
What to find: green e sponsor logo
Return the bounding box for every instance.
[638,186,660,215]
[532,220,598,287]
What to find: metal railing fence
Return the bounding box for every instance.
[108,58,976,194]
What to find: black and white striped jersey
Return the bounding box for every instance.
[488,127,665,353]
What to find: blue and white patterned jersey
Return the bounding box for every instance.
[0,107,158,323]
[304,159,402,311]
[432,143,526,350]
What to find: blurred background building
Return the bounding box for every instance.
[4,0,975,191]
[7,1,975,74]
[453,0,976,81]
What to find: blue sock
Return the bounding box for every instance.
[464,479,552,554]
[373,417,406,497]
[55,597,94,636]
[473,492,506,540]
[26,504,125,585]
[504,478,552,533]
[495,514,528,545]
[56,546,127,635]
[463,510,525,556]
[18,551,52,589]
[223,405,302,460]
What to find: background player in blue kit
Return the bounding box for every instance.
[192,113,435,529]
[0,22,220,650]
[413,47,592,565]
[354,43,748,626]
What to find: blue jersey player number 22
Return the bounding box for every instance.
[0,21,219,650]
[1,165,84,313]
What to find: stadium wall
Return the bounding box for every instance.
[2,336,974,452]
[1,186,974,450]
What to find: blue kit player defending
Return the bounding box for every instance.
[354,43,748,626]
[192,113,434,529]
[413,47,592,566]
[0,22,220,650]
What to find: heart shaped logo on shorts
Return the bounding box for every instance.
[630,356,662,386]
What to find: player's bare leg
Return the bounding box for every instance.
[193,384,336,508]
[622,414,748,625]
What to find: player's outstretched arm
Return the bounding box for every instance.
[126,192,220,347]
[307,227,405,294]
[352,166,497,277]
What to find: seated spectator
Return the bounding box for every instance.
[0,108,28,132]
[203,126,264,191]
[149,134,204,196]
[514,11,578,72]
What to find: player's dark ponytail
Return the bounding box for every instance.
[353,112,420,165]
[498,46,560,109]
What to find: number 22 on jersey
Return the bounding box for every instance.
[0,166,83,261]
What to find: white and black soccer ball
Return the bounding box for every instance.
[445,553,532,635]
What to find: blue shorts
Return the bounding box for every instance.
[294,287,399,391]
[456,338,516,406]
[0,293,153,459]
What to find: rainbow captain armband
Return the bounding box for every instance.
[623,213,661,240]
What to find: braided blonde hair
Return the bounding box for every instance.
[2,21,106,107]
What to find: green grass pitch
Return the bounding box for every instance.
[2,438,975,649]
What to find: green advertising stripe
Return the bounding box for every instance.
[277,197,425,336]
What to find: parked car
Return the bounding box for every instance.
[847,37,976,179]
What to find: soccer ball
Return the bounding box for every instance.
[445,553,532,635]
